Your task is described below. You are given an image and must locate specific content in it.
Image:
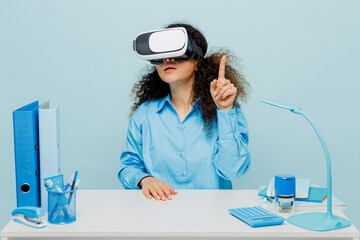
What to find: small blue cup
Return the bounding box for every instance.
[47,189,77,224]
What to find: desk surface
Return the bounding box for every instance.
[1,189,359,240]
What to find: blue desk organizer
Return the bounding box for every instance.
[47,189,77,224]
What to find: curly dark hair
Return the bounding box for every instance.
[130,23,250,134]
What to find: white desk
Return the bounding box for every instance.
[1,190,359,240]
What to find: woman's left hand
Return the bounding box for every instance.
[210,55,237,110]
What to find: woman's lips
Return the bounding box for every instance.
[163,64,176,73]
[164,68,176,73]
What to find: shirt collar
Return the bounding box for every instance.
[156,93,201,113]
[157,94,171,113]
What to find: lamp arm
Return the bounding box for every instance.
[292,109,332,214]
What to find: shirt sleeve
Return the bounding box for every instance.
[118,106,152,189]
[211,107,251,180]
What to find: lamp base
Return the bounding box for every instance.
[287,212,351,231]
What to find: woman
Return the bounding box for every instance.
[118,23,251,201]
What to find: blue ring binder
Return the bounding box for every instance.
[13,101,43,207]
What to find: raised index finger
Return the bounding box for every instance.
[218,55,226,79]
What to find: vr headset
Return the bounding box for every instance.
[133,27,205,65]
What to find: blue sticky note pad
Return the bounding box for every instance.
[297,187,327,203]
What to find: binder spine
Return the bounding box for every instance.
[13,101,41,207]
[39,101,61,211]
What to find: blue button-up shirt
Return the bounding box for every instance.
[118,94,250,190]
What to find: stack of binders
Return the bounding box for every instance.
[13,100,61,211]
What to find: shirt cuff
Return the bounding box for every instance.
[135,173,152,189]
[217,108,236,140]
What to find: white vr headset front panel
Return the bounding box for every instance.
[149,29,187,52]
[134,27,189,61]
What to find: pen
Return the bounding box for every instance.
[67,170,78,204]
[74,180,80,189]
[63,173,75,191]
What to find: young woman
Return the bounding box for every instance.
[118,23,251,201]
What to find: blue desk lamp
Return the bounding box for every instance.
[260,98,351,231]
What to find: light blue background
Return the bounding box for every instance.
[1,0,359,234]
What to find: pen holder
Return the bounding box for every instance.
[47,189,77,224]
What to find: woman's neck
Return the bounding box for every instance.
[169,79,195,122]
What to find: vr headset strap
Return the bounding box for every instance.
[190,40,205,58]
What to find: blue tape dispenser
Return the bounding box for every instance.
[12,207,46,229]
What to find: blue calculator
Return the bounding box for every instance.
[228,206,286,228]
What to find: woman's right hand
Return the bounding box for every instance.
[139,176,177,200]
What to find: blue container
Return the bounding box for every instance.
[47,189,77,224]
[275,175,296,202]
